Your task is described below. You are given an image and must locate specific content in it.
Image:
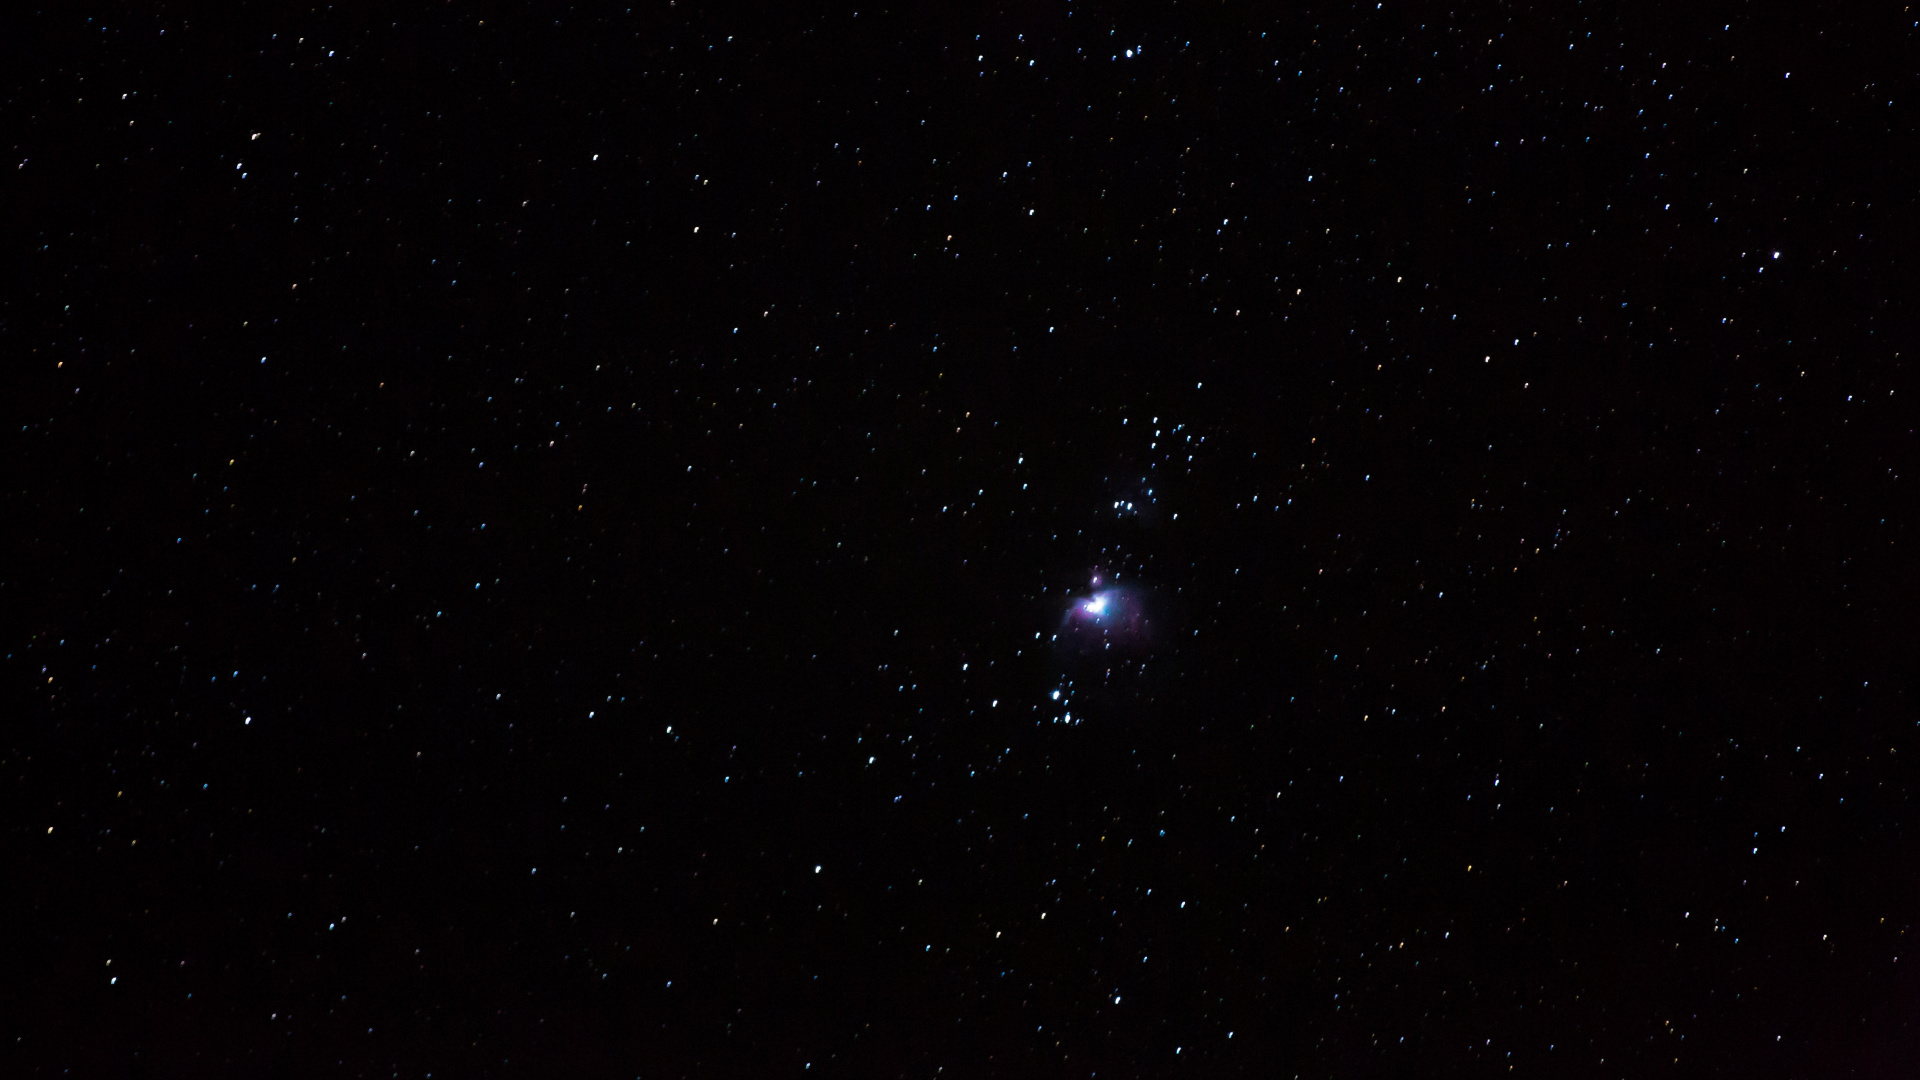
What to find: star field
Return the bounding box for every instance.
[7,3,1918,1078]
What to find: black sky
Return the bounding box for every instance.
[7,2,1919,1077]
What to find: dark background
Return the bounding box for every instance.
[6,2,1917,1076]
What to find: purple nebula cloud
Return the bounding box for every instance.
[1059,583,1154,653]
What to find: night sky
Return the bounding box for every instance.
[8,3,1919,1077]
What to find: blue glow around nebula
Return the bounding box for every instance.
[1059,576,1152,650]
[1048,574,1168,723]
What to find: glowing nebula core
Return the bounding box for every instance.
[1059,581,1153,653]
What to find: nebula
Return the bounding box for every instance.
[1057,578,1154,655]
